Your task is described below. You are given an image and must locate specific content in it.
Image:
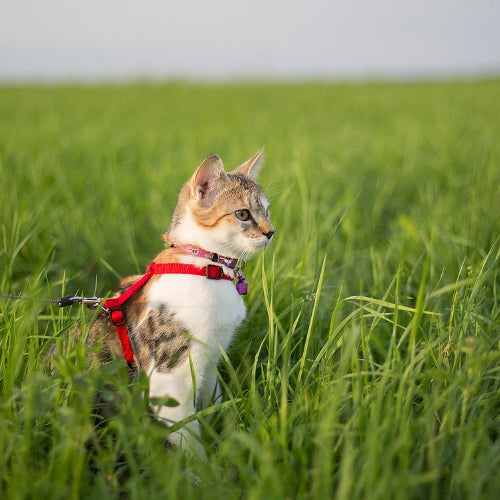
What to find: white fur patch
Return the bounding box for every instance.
[144,271,245,455]
[147,273,245,359]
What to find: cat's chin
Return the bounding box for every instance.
[245,237,272,254]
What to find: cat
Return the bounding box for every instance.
[86,148,274,457]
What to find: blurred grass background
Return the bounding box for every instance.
[0,80,499,498]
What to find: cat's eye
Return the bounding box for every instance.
[235,209,251,221]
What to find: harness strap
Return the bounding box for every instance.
[103,262,233,366]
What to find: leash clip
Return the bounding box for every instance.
[57,295,103,309]
[81,297,104,309]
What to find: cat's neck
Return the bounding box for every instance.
[153,246,239,281]
[169,243,239,269]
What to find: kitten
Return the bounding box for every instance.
[87,149,274,457]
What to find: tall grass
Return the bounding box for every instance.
[1,80,499,498]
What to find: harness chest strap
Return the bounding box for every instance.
[103,262,234,365]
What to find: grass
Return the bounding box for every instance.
[0,80,499,499]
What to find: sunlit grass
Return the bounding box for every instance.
[1,80,499,498]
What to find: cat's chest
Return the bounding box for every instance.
[145,274,246,346]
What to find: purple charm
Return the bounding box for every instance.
[236,275,248,295]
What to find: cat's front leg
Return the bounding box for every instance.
[148,360,206,459]
[196,362,223,412]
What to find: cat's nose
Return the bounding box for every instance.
[264,230,275,240]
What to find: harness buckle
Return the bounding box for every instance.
[110,308,127,326]
[206,264,223,280]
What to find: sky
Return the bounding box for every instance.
[1,0,499,81]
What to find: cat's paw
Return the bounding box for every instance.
[166,428,208,461]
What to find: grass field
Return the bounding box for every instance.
[0,80,499,499]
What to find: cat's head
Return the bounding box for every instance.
[165,149,274,260]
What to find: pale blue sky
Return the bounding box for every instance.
[1,0,499,81]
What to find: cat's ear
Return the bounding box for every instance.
[191,154,227,207]
[230,147,265,181]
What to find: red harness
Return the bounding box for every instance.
[103,262,233,366]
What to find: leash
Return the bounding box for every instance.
[0,292,104,309]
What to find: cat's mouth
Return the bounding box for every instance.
[249,234,273,251]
